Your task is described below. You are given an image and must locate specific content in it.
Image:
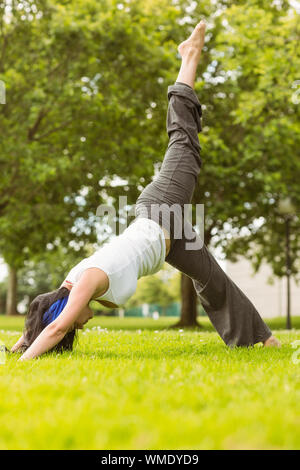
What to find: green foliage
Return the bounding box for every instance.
[207,1,300,278]
[0,0,176,268]
[126,264,180,309]
[17,246,83,305]
[0,0,299,302]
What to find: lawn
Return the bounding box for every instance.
[0,315,299,450]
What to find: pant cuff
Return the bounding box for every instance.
[167,82,202,131]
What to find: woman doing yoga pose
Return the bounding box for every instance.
[12,21,280,360]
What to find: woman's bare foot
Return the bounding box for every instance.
[176,21,206,88]
[178,20,206,60]
[263,335,281,348]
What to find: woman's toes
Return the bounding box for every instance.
[197,20,206,29]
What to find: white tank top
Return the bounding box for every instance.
[65,218,166,306]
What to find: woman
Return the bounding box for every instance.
[12,21,280,360]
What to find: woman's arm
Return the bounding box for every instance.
[19,268,109,361]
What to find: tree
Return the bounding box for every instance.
[0,280,6,314]
[212,1,300,277]
[17,245,83,306]
[174,0,300,325]
[0,0,176,312]
[176,273,199,327]
[1,0,298,326]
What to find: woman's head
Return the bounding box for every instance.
[73,304,94,329]
[22,287,76,353]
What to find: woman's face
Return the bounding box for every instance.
[74,305,94,329]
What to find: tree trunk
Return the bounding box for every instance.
[0,294,4,315]
[172,273,201,328]
[171,227,212,328]
[6,265,18,315]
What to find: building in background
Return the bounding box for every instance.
[226,257,300,319]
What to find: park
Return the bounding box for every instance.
[0,0,299,452]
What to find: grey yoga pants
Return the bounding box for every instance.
[135,82,272,346]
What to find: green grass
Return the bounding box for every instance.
[0,315,299,450]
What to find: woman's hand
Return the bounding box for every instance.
[10,334,25,352]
